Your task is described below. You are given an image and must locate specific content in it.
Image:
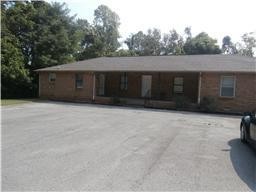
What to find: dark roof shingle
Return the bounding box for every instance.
[36,55,256,73]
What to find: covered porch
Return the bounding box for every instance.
[92,72,202,109]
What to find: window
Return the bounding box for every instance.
[220,76,235,97]
[173,77,184,93]
[75,74,83,89]
[49,73,56,83]
[120,73,128,90]
[98,74,105,96]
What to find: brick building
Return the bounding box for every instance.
[36,55,256,113]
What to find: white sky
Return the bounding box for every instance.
[48,0,256,49]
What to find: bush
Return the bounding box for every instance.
[111,97,120,105]
[200,96,217,112]
[174,95,190,109]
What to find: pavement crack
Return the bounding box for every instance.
[131,126,182,190]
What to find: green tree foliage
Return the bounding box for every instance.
[31,2,78,68]
[93,5,120,54]
[161,29,184,55]
[1,2,31,98]
[5,1,78,70]
[183,32,221,54]
[76,5,121,60]
[2,1,80,97]
[107,49,137,57]
[126,28,221,56]
[125,31,145,54]
[74,19,104,60]
[142,28,162,55]
[125,28,162,56]
[184,27,192,40]
[1,34,32,98]
[4,2,36,69]
[222,36,237,54]
[237,32,256,57]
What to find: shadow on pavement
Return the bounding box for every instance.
[42,100,241,119]
[228,139,256,191]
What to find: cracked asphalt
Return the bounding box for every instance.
[2,101,256,191]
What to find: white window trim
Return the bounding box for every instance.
[98,74,105,96]
[120,73,128,90]
[173,77,184,94]
[49,73,56,83]
[75,74,84,89]
[220,75,236,98]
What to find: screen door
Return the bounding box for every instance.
[141,75,152,97]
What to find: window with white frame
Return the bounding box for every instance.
[98,74,105,96]
[75,74,83,89]
[173,77,184,93]
[120,73,128,90]
[220,76,235,97]
[49,73,56,82]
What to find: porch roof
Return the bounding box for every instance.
[36,55,256,73]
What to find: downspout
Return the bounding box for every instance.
[92,72,96,102]
[197,72,202,104]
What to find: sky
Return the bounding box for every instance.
[47,0,256,49]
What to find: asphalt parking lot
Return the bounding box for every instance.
[2,101,256,191]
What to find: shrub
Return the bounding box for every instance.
[174,95,190,109]
[119,99,127,105]
[200,96,217,112]
[112,97,120,105]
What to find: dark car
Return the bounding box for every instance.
[240,111,256,149]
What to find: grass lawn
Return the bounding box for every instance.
[1,99,38,106]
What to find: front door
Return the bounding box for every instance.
[141,75,152,97]
[98,74,105,96]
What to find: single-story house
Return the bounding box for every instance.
[36,55,256,113]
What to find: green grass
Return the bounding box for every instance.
[1,99,38,106]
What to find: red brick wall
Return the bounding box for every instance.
[39,72,94,101]
[200,73,256,113]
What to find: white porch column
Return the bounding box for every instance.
[92,73,96,101]
[197,72,202,104]
[38,73,41,97]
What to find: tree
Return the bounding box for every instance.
[5,1,78,71]
[125,31,145,54]
[125,28,162,56]
[74,19,105,60]
[5,1,36,70]
[183,32,221,54]
[142,28,162,55]
[161,29,184,55]
[237,32,256,57]
[222,36,237,54]
[93,5,120,55]
[1,2,31,98]
[184,26,192,41]
[107,49,137,57]
[32,2,79,69]
[2,1,81,97]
